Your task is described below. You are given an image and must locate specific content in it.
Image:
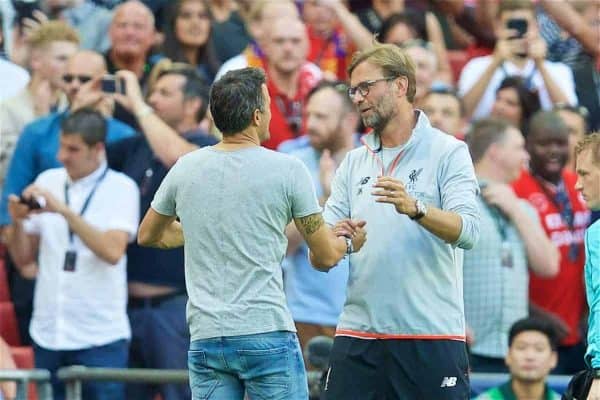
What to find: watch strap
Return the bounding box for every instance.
[345,236,354,254]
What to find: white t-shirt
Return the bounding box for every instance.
[24,163,139,350]
[458,56,577,120]
[214,53,248,81]
[0,58,29,102]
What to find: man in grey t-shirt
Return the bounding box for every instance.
[137,67,366,400]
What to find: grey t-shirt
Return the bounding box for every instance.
[151,146,321,340]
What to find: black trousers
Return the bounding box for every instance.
[321,336,470,400]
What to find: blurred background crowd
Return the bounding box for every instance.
[0,0,599,399]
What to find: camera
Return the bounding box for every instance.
[100,75,126,94]
[19,194,46,210]
[506,18,528,39]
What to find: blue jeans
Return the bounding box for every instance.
[188,331,308,400]
[34,338,128,400]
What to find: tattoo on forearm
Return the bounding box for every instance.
[297,213,324,236]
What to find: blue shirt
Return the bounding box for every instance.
[279,136,361,326]
[0,111,136,225]
[107,130,217,288]
[585,219,600,368]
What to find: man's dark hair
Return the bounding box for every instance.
[527,110,568,141]
[210,68,266,136]
[378,10,427,44]
[60,108,107,146]
[508,317,559,351]
[423,86,465,117]
[466,118,512,164]
[307,80,355,114]
[158,67,210,122]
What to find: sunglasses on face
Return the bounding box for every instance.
[63,74,92,84]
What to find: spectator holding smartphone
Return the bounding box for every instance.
[4,109,139,400]
[0,50,136,230]
[458,0,577,121]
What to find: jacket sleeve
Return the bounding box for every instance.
[438,141,480,250]
[585,224,600,368]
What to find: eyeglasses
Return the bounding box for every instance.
[63,74,92,84]
[347,77,397,99]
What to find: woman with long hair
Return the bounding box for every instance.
[161,0,221,83]
[490,76,541,137]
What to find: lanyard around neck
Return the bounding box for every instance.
[64,168,109,245]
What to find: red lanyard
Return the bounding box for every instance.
[362,135,406,176]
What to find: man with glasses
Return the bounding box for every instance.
[137,67,367,400]
[320,42,480,399]
[106,64,216,400]
[0,50,135,230]
[0,49,136,346]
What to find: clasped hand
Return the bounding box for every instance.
[332,219,367,253]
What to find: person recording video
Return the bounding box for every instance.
[4,109,139,400]
[458,0,577,121]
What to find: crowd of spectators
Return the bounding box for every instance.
[0,0,599,398]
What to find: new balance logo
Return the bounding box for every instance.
[440,377,457,388]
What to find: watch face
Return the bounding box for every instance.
[414,199,427,219]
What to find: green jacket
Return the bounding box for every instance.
[474,380,560,400]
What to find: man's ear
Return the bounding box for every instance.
[29,48,42,72]
[252,108,262,127]
[396,76,409,98]
[487,142,501,163]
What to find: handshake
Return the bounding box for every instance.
[333,219,367,254]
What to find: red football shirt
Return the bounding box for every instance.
[262,63,322,150]
[512,169,590,346]
[307,25,355,81]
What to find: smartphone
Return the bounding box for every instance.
[19,194,45,210]
[506,18,528,39]
[13,0,41,28]
[100,75,126,94]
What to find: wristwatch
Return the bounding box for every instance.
[410,199,428,220]
[345,236,354,254]
[594,368,600,379]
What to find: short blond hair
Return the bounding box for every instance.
[348,41,417,103]
[247,0,296,23]
[575,132,600,166]
[27,20,79,50]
